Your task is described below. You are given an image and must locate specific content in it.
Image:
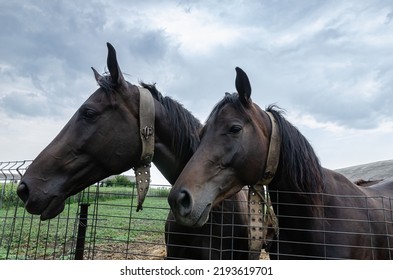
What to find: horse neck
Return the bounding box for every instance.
[269,176,323,218]
[152,99,201,185]
[265,148,326,256]
[269,176,326,256]
[153,145,182,185]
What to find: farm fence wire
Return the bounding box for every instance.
[0,160,174,260]
[1,160,392,260]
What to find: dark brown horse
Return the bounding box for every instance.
[16,43,252,259]
[168,67,393,259]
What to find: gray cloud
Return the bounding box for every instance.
[1,0,393,171]
[0,91,50,117]
[1,0,392,126]
[127,30,176,63]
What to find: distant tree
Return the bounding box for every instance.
[105,175,134,187]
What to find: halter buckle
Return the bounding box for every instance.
[141,125,154,140]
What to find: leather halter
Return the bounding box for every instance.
[134,87,155,212]
[248,111,280,256]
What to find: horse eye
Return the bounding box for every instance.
[82,109,99,121]
[229,125,242,134]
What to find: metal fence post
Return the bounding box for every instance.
[74,203,90,260]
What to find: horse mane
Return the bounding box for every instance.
[266,105,324,198]
[95,72,114,92]
[140,82,202,163]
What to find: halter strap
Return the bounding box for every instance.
[260,111,281,185]
[248,111,280,256]
[135,87,155,212]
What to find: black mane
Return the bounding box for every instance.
[95,72,114,93]
[140,83,202,163]
[266,105,324,199]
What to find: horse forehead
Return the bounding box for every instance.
[84,87,120,106]
[223,104,240,115]
[87,82,138,101]
[85,88,109,103]
[214,103,256,128]
[201,108,240,140]
[211,103,244,123]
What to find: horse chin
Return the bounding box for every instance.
[174,203,212,228]
[192,203,212,228]
[39,198,66,221]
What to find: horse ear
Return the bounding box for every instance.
[106,42,127,88]
[91,67,103,82]
[235,67,252,106]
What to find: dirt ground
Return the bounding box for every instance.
[88,242,269,260]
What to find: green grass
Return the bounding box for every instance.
[88,197,170,243]
[0,185,171,260]
[0,202,80,259]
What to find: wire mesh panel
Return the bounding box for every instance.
[1,160,392,260]
[80,183,170,260]
[0,160,174,260]
[78,184,261,260]
[1,161,81,259]
[267,189,393,260]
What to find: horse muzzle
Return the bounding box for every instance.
[168,187,212,227]
[17,181,66,220]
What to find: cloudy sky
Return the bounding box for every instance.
[1,0,393,184]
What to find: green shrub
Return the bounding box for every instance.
[148,186,170,197]
[104,175,135,188]
[1,183,24,209]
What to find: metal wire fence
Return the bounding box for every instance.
[1,160,392,260]
[0,160,174,259]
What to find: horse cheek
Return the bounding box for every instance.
[238,138,266,185]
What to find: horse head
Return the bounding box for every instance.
[17,43,144,220]
[168,67,274,227]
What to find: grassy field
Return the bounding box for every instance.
[0,184,171,260]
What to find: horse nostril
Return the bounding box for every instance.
[17,182,29,203]
[177,189,193,217]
